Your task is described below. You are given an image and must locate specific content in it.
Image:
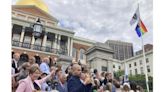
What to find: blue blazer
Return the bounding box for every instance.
[67,76,92,92]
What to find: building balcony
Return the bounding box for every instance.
[12,40,68,56]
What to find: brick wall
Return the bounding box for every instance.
[73,42,91,62]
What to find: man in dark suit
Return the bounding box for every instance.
[12,53,20,73]
[67,64,92,92]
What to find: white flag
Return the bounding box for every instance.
[130,7,140,25]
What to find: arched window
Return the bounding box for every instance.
[72,48,77,58]
[79,49,86,60]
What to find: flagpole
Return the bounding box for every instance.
[141,34,150,92]
[138,2,150,92]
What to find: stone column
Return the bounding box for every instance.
[107,60,113,74]
[67,37,70,56]
[11,24,13,41]
[52,33,57,53]
[19,26,25,47]
[54,34,58,49]
[76,49,80,62]
[95,58,101,72]
[42,32,47,51]
[30,35,35,49]
[69,37,73,57]
[54,34,58,54]
[57,34,61,50]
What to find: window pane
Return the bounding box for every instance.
[22,36,31,48]
[140,67,144,74]
[34,38,42,50]
[147,65,150,72]
[46,41,52,47]
[80,49,85,60]
[12,34,20,46]
[135,69,137,75]
[35,38,41,45]
[146,58,149,63]
[72,48,77,58]
[130,70,132,75]
[12,34,20,41]
[113,65,115,68]
[119,66,121,69]
[102,66,107,71]
[134,62,137,66]
[24,36,31,43]
[140,60,142,65]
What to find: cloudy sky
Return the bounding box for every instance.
[12,0,153,52]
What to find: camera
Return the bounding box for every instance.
[46,79,59,91]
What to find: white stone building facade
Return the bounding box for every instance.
[123,50,153,77]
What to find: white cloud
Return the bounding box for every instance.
[12,0,17,4]
[12,0,153,52]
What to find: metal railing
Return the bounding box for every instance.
[12,40,68,55]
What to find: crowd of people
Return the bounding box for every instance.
[12,52,145,92]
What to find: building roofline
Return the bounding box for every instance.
[12,5,58,22]
[123,50,153,63]
[105,39,133,45]
[12,17,75,35]
[86,43,114,55]
[52,26,75,35]
[108,58,122,63]
[73,36,96,44]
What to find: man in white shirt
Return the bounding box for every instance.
[40,57,50,74]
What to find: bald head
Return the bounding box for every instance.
[13,53,20,61]
[72,64,80,70]
[72,64,82,77]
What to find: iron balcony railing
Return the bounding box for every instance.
[12,40,68,55]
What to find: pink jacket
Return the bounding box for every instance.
[16,75,51,92]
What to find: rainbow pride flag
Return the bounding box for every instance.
[135,19,148,37]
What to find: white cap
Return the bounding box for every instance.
[123,83,130,89]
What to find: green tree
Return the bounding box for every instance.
[129,74,153,90]
[114,70,124,80]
